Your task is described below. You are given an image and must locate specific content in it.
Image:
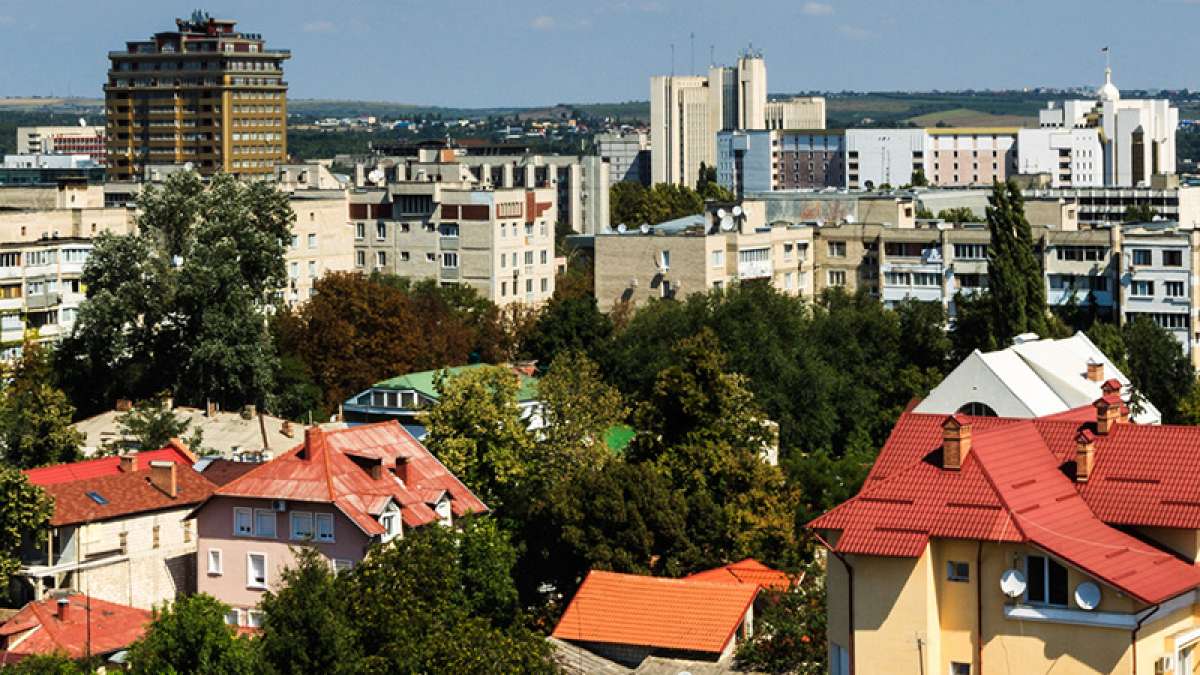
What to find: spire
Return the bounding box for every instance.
[1096,63,1120,102]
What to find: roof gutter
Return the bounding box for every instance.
[813,531,854,675]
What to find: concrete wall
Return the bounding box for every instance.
[284,193,354,305]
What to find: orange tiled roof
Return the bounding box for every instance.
[552,570,757,655]
[684,558,793,591]
[0,594,150,662]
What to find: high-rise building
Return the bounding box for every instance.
[104,11,289,181]
[650,52,770,187]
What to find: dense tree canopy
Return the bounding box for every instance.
[609,182,705,229]
[0,341,82,468]
[0,465,53,600]
[127,594,261,675]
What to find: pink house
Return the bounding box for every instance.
[189,421,486,628]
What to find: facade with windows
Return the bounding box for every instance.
[282,191,354,305]
[349,173,557,307]
[1118,224,1199,357]
[192,423,486,628]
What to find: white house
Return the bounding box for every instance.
[914,331,1161,424]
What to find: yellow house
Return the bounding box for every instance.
[811,395,1200,675]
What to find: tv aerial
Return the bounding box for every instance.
[1074,582,1100,611]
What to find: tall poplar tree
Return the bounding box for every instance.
[985,179,1046,341]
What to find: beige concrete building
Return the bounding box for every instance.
[594,204,813,311]
[764,96,826,130]
[349,168,557,307]
[17,125,107,164]
[282,190,354,305]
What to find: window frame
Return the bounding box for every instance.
[946,560,969,582]
[290,511,314,541]
[207,548,223,575]
[233,507,253,537]
[253,508,276,539]
[315,513,335,542]
[247,552,268,589]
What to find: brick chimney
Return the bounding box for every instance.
[148,460,178,498]
[119,453,137,473]
[56,596,69,621]
[1086,359,1104,382]
[281,420,294,438]
[942,413,972,471]
[115,398,133,412]
[1075,429,1096,482]
[1101,378,1122,396]
[1094,393,1123,435]
[393,456,411,485]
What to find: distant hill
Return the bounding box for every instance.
[906,108,1037,128]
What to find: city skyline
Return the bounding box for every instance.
[2,0,1200,107]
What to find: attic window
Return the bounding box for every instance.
[86,491,109,505]
[957,402,997,417]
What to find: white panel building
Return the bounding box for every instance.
[845,129,926,189]
[1016,128,1104,187]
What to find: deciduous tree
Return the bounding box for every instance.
[127,594,261,675]
[0,466,53,600]
[259,546,358,675]
[0,342,82,468]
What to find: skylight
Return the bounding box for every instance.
[86,491,109,505]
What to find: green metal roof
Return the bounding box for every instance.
[371,364,540,402]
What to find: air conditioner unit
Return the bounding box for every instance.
[272,500,287,512]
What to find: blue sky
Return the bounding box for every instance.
[0,0,1196,107]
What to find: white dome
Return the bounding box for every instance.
[1097,67,1120,102]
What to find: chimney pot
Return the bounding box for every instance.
[1101,378,1122,396]
[1075,430,1096,482]
[1086,359,1104,382]
[119,453,137,473]
[56,597,69,621]
[942,413,972,470]
[148,460,178,498]
[394,456,411,485]
[1094,393,1122,435]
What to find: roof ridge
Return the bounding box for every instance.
[963,421,1033,542]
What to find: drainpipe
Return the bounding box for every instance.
[1131,603,1158,675]
[976,541,984,675]
[814,532,854,675]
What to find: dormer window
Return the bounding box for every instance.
[380,504,401,543]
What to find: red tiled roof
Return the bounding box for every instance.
[0,594,150,662]
[552,570,758,655]
[196,458,260,487]
[684,558,793,591]
[24,441,196,486]
[211,422,486,534]
[811,409,1200,604]
[39,462,215,527]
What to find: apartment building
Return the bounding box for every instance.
[17,125,107,164]
[1017,127,1104,187]
[371,147,607,235]
[1025,179,1200,229]
[595,131,651,186]
[349,170,557,307]
[1119,222,1200,358]
[846,128,1019,190]
[764,96,826,130]
[282,190,354,305]
[718,129,845,196]
[650,53,768,186]
[594,203,813,312]
[105,11,289,180]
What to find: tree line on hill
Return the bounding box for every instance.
[0,175,1196,673]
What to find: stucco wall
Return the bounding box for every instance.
[70,507,197,610]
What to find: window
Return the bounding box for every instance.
[315,513,334,542]
[234,507,253,536]
[308,261,317,278]
[500,254,506,269]
[712,250,724,267]
[540,250,548,265]
[1132,249,1152,266]
[827,241,847,257]
[739,248,770,263]
[831,643,850,675]
[290,512,314,540]
[208,549,223,575]
[500,281,507,296]
[659,250,671,269]
[541,277,548,292]
[307,233,317,249]
[827,270,847,286]
[1026,554,1068,606]
[355,222,365,239]
[913,272,940,287]
[356,251,365,267]
[953,243,988,260]
[1163,249,1184,267]
[442,252,459,268]
[247,553,267,589]
[376,251,387,268]
[400,251,410,262]
[783,243,794,260]
[958,402,997,417]
[254,509,276,538]
[439,223,459,237]
[288,262,298,279]
[380,513,400,541]
[947,561,969,582]
[951,663,971,675]
[376,222,387,240]
[1056,246,1107,262]
[1131,279,1154,297]
[1166,281,1186,298]
[225,610,240,626]
[524,250,534,266]
[332,559,354,576]
[247,610,264,628]
[426,252,437,263]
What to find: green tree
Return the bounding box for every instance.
[536,351,627,477]
[915,205,935,220]
[911,168,929,187]
[0,654,91,675]
[696,162,734,201]
[116,397,189,451]
[340,519,554,673]
[127,594,261,675]
[1122,316,1193,422]
[0,466,53,599]
[424,366,535,512]
[735,560,826,674]
[985,179,1045,341]
[936,207,978,224]
[59,172,291,416]
[1085,321,1129,374]
[259,547,358,675]
[1176,378,1200,425]
[0,341,83,468]
[521,295,612,367]
[1123,203,1157,223]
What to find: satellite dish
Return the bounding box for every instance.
[720,215,735,232]
[1000,569,1026,598]
[183,162,194,171]
[716,208,728,219]
[845,214,857,224]
[1074,582,1100,611]
[617,223,627,233]
[78,117,87,127]
[815,218,825,228]
[639,223,650,234]
[732,205,744,218]
[368,168,385,185]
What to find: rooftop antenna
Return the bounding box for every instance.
[709,44,715,68]
[670,43,675,77]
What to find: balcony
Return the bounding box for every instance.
[25,292,61,310]
[737,260,773,280]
